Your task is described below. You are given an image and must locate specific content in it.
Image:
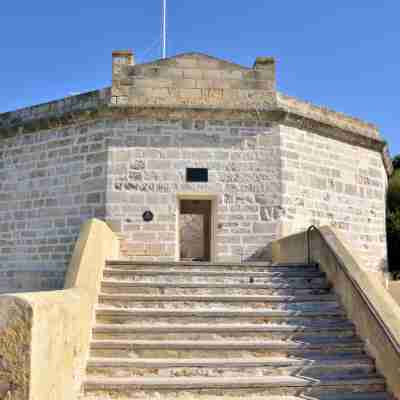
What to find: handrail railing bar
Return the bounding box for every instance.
[306,225,400,355]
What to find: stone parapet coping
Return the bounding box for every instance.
[277,92,380,140]
[0,88,110,136]
[272,226,400,400]
[0,219,119,400]
[0,89,392,175]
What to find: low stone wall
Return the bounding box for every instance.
[272,227,400,399]
[388,281,400,306]
[0,219,119,400]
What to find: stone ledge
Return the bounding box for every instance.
[0,91,391,176]
[277,92,380,140]
[272,226,400,399]
[0,219,119,400]
[0,88,110,136]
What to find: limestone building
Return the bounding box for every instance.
[0,51,392,293]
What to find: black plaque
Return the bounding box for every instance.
[142,210,154,222]
[186,168,208,182]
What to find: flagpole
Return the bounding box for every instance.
[162,0,167,59]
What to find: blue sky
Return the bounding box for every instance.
[1,1,399,155]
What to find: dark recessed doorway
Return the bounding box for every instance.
[179,199,212,262]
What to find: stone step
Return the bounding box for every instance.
[103,268,325,279]
[106,261,316,272]
[95,307,346,325]
[98,295,340,311]
[304,394,392,400]
[90,338,365,359]
[90,338,364,351]
[102,274,328,286]
[87,355,374,378]
[98,293,338,309]
[100,281,331,296]
[92,321,355,341]
[83,375,385,395]
[81,393,393,400]
[99,293,337,303]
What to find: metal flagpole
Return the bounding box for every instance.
[162,0,167,59]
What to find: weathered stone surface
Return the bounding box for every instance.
[0,219,119,400]
[279,125,387,271]
[272,227,400,399]
[0,297,31,400]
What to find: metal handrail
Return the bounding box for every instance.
[306,224,400,355]
[306,225,318,265]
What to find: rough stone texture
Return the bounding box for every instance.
[278,124,388,271]
[0,297,31,400]
[277,92,380,140]
[388,281,400,306]
[0,121,109,292]
[0,89,110,137]
[111,52,276,110]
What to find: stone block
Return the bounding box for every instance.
[253,222,278,234]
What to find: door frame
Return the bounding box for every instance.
[176,193,218,262]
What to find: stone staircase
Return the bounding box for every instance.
[82,261,392,400]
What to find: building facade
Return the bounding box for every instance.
[0,51,391,292]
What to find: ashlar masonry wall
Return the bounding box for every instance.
[0,122,109,292]
[106,118,281,262]
[279,124,388,272]
[0,115,282,292]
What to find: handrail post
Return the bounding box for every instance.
[306,225,317,265]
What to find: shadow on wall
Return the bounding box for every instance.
[245,243,274,262]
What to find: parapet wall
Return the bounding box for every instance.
[0,88,110,137]
[111,52,277,110]
[277,92,380,140]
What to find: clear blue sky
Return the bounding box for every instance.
[1,1,399,155]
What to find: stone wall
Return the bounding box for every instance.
[0,114,388,292]
[106,118,281,262]
[111,52,276,110]
[0,122,108,292]
[0,116,281,291]
[279,124,388,272]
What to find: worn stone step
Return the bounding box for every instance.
[83,375,385,394]
[82,392,392,400]
[103,268,325,279]
[95,307,346,325]
[95,315,347,327]
[100,281,331,297]
[99,293,337,303]
[98,293,340,310]
[98,293,339,309]
[102,274,328,286]
[100,283,331,296]
[93,320,355,334]
[106,261,316,272]
[92,321,355,341]
[87,355,374,378]
[90,338,365,359]
[306,394,392,400]
[90,337,364,351]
